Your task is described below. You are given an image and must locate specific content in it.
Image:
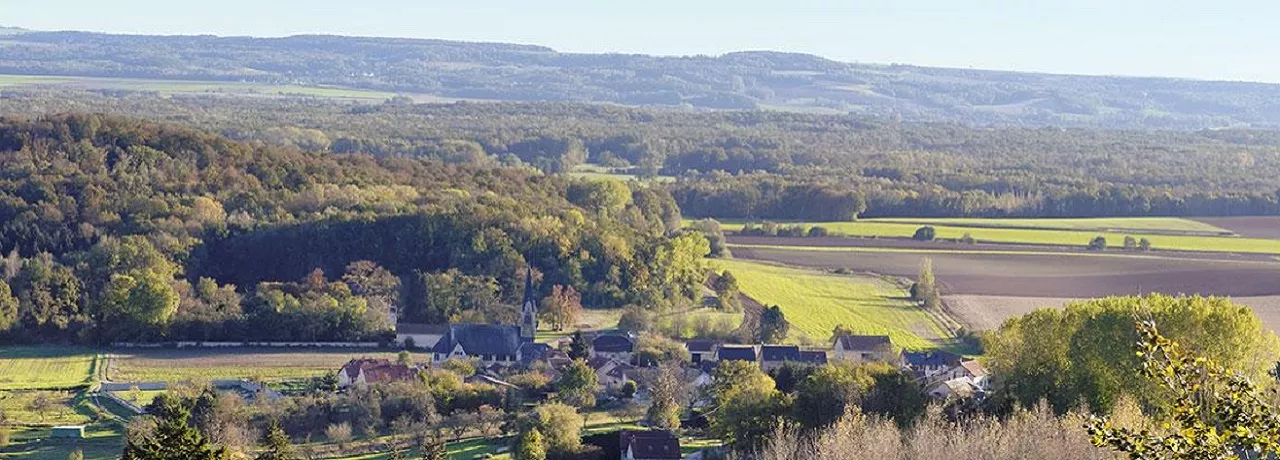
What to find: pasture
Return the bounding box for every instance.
[719,219,1280,254]
[0,348,100,390]
[712,259,951,349]
[108,348,414,382]
[869,217,1231,234]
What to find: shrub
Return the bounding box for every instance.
[1122,235,1137,250]
[808,226,831,237]
[1138,237,1152,251]
[912,226,936,241]
[959,232,976,244]
[1087,235,1107,251]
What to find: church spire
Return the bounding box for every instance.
[520,266,537,340]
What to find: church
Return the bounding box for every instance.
[426,268,542,366]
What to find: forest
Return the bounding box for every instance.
[4,29,1280,128]
[0,113,706,344]
[6,90,1280,220]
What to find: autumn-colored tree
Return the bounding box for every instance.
[540,285,582,331]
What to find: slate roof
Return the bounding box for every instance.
[396,323,449,335]
[592,334,635,353]
[685,340,718,353]
[620,430,681,460]
[902,350,964,368]
[760,345,800,362]
[518,342,552,366]
[835,334,892,350]
[799,350,828,364]
[717,345,758,362]
[432,324,524,356]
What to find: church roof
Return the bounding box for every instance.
[432,324,524,356]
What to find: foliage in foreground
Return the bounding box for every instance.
[1087,321,1280,460]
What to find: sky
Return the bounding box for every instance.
[5,0,1280,83]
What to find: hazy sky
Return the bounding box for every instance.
[6,0,1279,82]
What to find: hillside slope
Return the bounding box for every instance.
[1,30,1280,129]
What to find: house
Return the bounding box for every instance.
[686,340,718,364]
[395,323,448,349]
[519,342,553,367]
[716,345,759,363]
[958,360,990,389]
[902,350,965,380]
[620,430,681,460]
[51,426,85,439]
[589,356,636,390]
[592,334,635,362]
[431,324,530,366]
[927,377,983,400]
[337,358,419,388]
[831,334,893,362]
[760,345,800,370]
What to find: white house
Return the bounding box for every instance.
[831,334,892,362]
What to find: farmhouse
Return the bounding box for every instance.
[685,340,717,364]
[395,323,448,349]
[831,334,892,362]
[591,333,635,361]
[715,345,759,363]
[760,344,800,370]
[620,430,681,460]
[337,358,419,388]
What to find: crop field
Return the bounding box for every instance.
[868,217,1232,234]
[1192,216,1280,239]
[0,347,100,390]
[712,259,950,349]
[721,220,1280,254]
[108,348,414,382]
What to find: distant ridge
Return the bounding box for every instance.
[1,28,1279,129]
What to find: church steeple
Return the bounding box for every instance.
[519,267,537,340]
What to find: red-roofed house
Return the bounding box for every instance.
[337,358,419,388]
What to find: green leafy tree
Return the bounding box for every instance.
[915,257,941,312]
[1139,237,1152,251]
[515,427,547,460]
[712,271,741,311]
[121,396,227,460]
[556,359,598,409]
[68,449,83,460]
[530,403,582,456]
[912,226,936,241]
[709,360,788,450]
[791,363,876,430]
[255,421,297,460]
[1087,321,1280,459]
[759,305,790,343]
[0,280,16,332]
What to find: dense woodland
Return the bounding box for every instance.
[0,113,705,344]
[5,29,1280,128]
[7,90,1280,219]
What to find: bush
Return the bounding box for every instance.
[1138,237,1152,251]
[807,226,831,237]
[1087,235,1107,251]
[1122,235,1137,250]
[778,225,807,237]
[959,232,976,244]
[912,226,936,241]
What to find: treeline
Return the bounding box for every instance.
[9,92,1280,219]
[0,114,708,344]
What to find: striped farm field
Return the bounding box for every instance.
[720,220,1280,255]
[866,217,1231,234]
[712,259,950,350]
[108,348,415,382]
[0,347,100,390]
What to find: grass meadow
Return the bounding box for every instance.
[0,347,100,390]
[719,219,1280,254]
[712,259,950,349]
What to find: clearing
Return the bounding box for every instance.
[711,258,952,349]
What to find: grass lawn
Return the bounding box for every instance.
[721,220,1280,255]
[0,347,100,390]
[0,390,97,425]
[867,217,1231,234]
[109,348,413,382]
[106,389,166,408]
[712,259,948,349]
[1,424,125,460]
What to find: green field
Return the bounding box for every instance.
[2,424,125,460]
[868,217,1231,233]
[722,220,1280,255]
[567,164,676,183]
[109,349,413,382]
[713,259,949,349]
[0,348,100,390]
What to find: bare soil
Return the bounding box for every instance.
[1192,216,1280,239]
[945,294,1280,334]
